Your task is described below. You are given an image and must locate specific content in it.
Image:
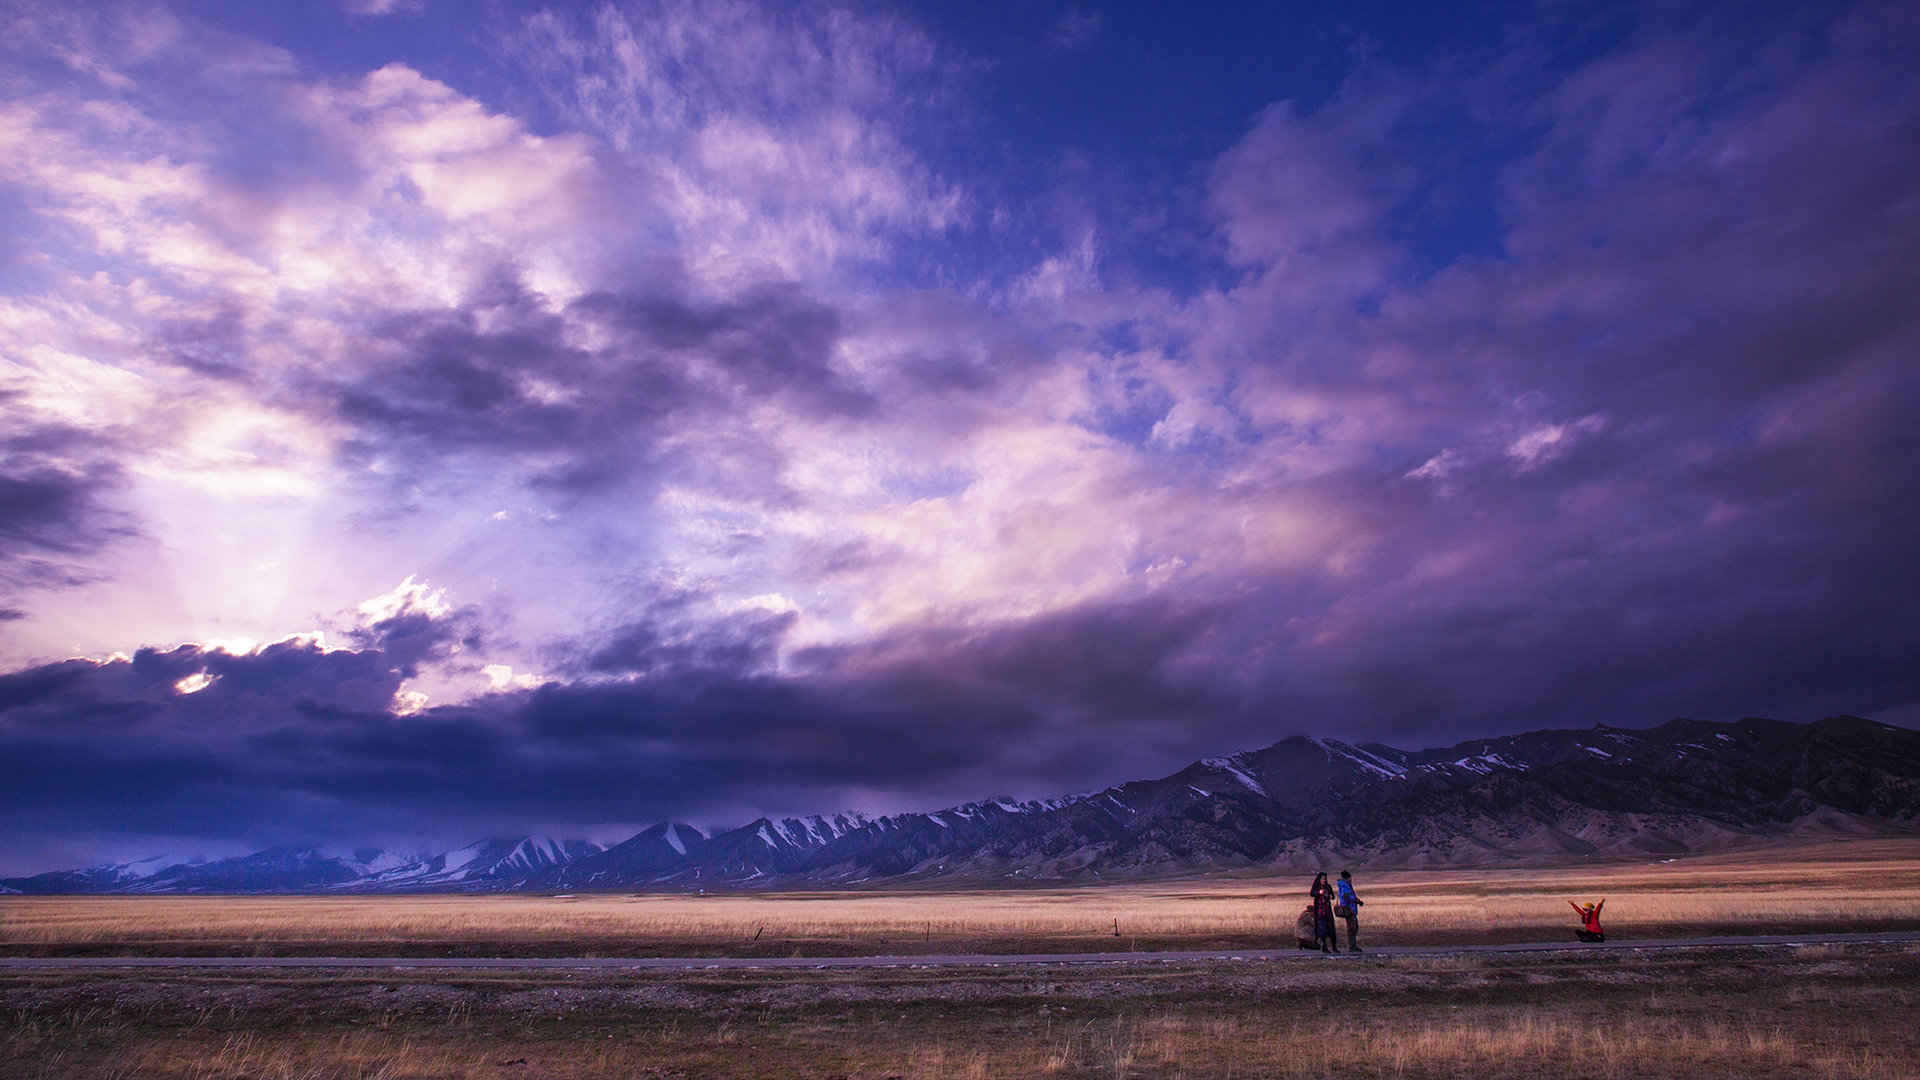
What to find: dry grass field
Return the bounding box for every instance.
[5,839,1918,957]
[5,841,1918,1078]
[4,941,1917,1078]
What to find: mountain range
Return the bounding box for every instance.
[8,715,1917,894]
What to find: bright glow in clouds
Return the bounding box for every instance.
[482,664,542,692]
[0,0,1916,868]
[356,577,452,625]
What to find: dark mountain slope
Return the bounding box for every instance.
[8,716,1915,892]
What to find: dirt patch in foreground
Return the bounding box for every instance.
[3,943,1916,1078]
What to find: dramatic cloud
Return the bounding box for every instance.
[0,405,133,613]
[1,0,1916,870]
[0,589,1222,862]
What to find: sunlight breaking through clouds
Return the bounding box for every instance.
[0,0,1916,867]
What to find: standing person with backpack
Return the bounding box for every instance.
[1335,869,1364,953]
[1294,903,1318,949]
[1310,872,1339,953]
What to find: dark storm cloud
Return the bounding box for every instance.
[0,638,409,847]
[581,607,797,677]
[2,543,1913,871]
[0,464,114,553]
[0,658,100,712]
[0,642,410,725]
[321,270,868,499]
[346,594,489,678]
[332,276,597,454]
[507,594,1221,804]
[571,280,868,417]
[797,594,1234,726]
[0,593,1243,860]
[540,577,802,679]
[0,418,124,553]
[0,409,135,616]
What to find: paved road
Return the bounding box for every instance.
[4,930,1917,971]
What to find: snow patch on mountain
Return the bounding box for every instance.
[341,849,418,875]
[1200,756,1270,796]
[1330,741,1409,778]
[441,840,488,876]
[116,853,205,880]
[498,836,564,872]
[1434,752,1529,776]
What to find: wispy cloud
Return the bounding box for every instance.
[344,0,424,16]
[1049,10,1103,52]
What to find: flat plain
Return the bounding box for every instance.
[5,939,1917,1078]
[6,838,1918,958]
[3,839,1918,1078]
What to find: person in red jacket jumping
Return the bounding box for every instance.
[1570,898,1606,943]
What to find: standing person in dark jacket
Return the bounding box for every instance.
[1335,869,1364,953]
[1310,872,1338,953]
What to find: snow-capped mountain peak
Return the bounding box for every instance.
[8,716,1916,894]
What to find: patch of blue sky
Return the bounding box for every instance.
[875,462,974,503]
[1084,389,1173,450]
[0,195,77,297]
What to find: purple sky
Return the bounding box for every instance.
[2,1,1917,872]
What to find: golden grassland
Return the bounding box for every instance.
[5,839,1918,956]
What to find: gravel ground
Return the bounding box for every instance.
[5,943,1918,1078]
[5,942,1917,1018]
